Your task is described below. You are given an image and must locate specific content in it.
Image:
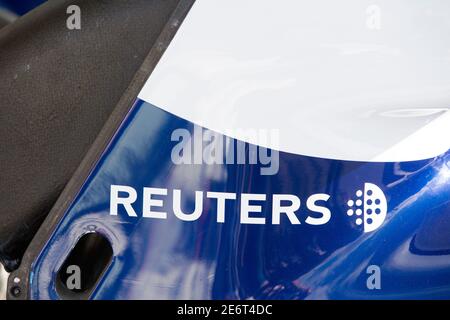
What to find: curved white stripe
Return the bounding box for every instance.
[140,0,450,161]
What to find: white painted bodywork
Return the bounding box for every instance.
[139,0,450,161]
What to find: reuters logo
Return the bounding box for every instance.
[346,183,387,233]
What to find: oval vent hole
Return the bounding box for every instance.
[56,232,113,299]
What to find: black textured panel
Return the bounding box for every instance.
[0,0,179,270]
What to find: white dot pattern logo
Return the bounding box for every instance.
[347,183,387,232]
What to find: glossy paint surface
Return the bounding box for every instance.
[140,0,450,161]
[0,0,45,15]
[29,100,450,299]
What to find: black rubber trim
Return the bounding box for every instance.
[7,0,195,300]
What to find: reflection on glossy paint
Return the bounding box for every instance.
[27,100,450,300]
[379,108,449,118]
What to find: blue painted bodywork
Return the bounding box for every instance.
[28,99,450,299]
[0,0,45,15]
